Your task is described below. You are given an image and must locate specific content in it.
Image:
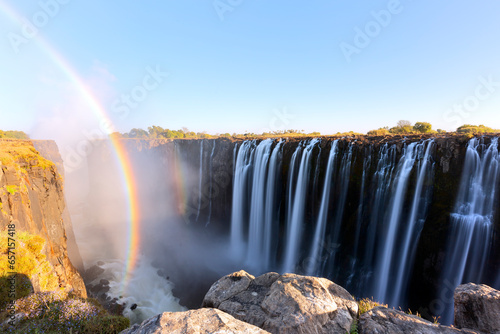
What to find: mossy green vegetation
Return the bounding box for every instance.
[0,140,54,169]
[0,231,59,308]
[5,185,19,195]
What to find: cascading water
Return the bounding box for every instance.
[247,139,274,266]
[206,140,216,226]
[326,141,354,278]
[306,140,339,276]
[230,141,254,260]
[441,137,500,323]
[282,138,319,273]
[195,140,204,222]
[390,139,435,306]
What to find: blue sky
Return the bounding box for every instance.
[1,0,500,137]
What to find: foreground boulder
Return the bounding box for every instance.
[120,308,269,334]
[454,283,500,333]
[359,306,479,334]
[202,270,358,334]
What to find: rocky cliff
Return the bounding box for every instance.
[0,139,86,298]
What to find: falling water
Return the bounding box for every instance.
[374,142,420,302]
[326,141,354,278]
[206,140,216,226]
[230,141,254,259]
[306,140,339,276]
[263,140,283,269]
[247,139,273,266]
[390,140,435,306]
[195,140,204,222]
[283,139,319,273]
[441,137,500,323]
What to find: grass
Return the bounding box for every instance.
[358,297,388,315]
[0,140,54,170]
[1,291,130,333]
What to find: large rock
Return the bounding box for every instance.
[120,308,270,334]
[358,306,479,334]
[0,140,86,298]
[454,283,500,333]
[202,270,358,334]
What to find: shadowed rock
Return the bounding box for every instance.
[454,283,500,334]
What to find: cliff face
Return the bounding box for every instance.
[0,139,86,298]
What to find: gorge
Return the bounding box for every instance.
[81,134,500,325]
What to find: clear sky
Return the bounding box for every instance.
[1,0,500,137]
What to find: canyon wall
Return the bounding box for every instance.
[0,139,86,298]
[87,134,500,321]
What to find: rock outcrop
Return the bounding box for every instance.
[358,306,479,334]
[202,270,358,334]
[454,283,500,334]
[120,308,270,334]
[0,139,86,297]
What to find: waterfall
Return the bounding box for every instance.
[206,140,216,226]
[263,140,283,270]
[283,139,319,273]
[230,141,254,259]
[363,144,397,286]
[347,145,372,292]
[326,141,354,278]
[306,140,339,276]
[374,142,420,302]
[390,139,435,306]
[195,140,204,222]
[247,139,273,266]
[441,137,500,323]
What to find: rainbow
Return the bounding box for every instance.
[0,1,140,291]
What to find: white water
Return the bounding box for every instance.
[206,140,216,226]
[263,140,283,269]
[390,140,434,306]
[247,139,273,265]
[230,141,253,260]
[306,140,339,276]
[327,141,354,277]
[96,259,186,324]
[195,140,204,222]
[375,142,419,302]
[441,137,500,323]
[282,138,319,273]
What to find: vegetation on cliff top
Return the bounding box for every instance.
[0,131,29,140]
[0,231,129,333]
[0,140,54,169]
[110,121,500,141]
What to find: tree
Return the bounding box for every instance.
[413,122,432,133]
[397,120,412,128]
